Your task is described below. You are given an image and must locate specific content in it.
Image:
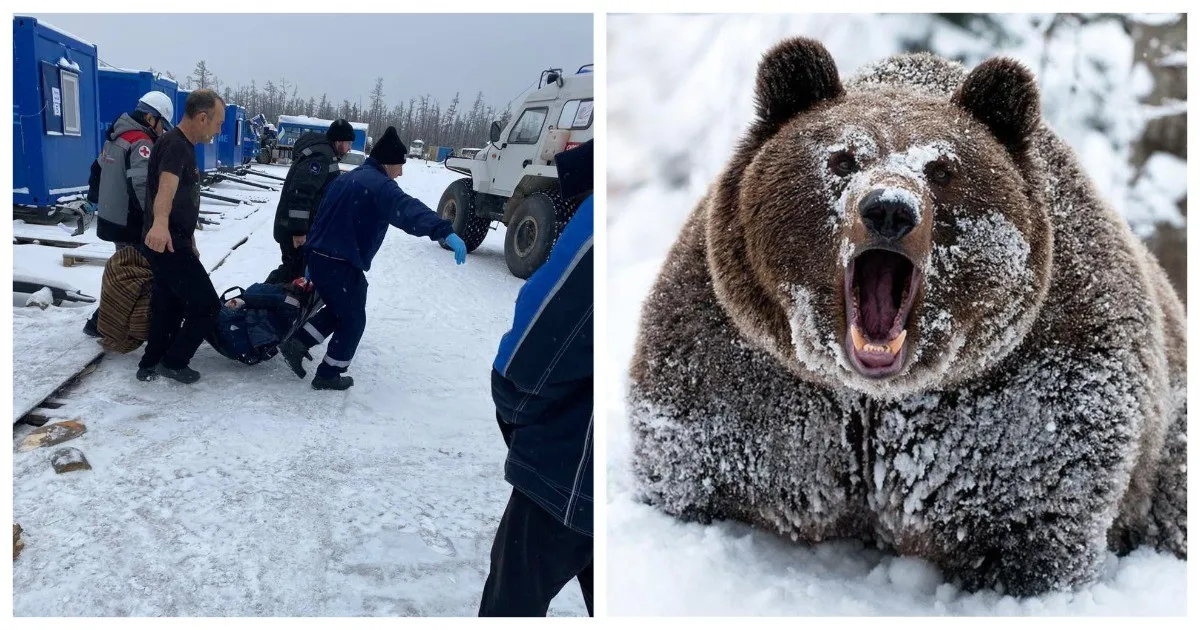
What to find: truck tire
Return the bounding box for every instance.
[504,191,569,279]
[256,147,272,164]
[437,178,490,253]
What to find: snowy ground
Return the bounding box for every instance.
[606,14,1187,615]
[13,180,267,421]
[12,159,587,616]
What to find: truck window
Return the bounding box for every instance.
[557,99,594,130]
[508,107,549,145]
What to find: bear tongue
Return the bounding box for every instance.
[860,264,897,341]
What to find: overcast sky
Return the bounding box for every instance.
[30,13,593,112]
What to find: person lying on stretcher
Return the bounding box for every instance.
[206,278,323,366]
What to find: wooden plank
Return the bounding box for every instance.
[14,236,86,249]
[62,250,112,268]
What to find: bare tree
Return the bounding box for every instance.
[182,60,514,148]
[189,60,213,89]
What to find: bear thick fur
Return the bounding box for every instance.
[628,38,1186,597]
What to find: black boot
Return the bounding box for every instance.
[157,365,201,384]
[136,366,157,381]
[312,375,354,391]
[83,311,102,338]
[279,338,311,378]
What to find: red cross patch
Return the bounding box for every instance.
[137,145,151,159]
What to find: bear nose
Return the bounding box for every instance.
[859,189,918,241]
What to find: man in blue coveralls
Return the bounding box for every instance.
[480,139,594,616]
[278,126,468,390]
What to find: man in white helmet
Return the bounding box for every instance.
[83,90,173,338]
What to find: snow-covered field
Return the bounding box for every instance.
[12,160,587,616]
[606,14,1187,615]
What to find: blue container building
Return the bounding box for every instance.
[13,15,102,207]
[241,115,259,165]
[171,88,216,173]
[216,103,245,169]
[96,66,177,150]
[276,115,368,153]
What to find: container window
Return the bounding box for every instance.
[60,71,81,136]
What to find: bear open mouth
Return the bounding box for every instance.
[845,249,921,378]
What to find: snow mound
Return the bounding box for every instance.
[25,287,54,309]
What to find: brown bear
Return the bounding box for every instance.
[627,38,1186,597]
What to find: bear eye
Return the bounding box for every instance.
[927,162,953,185]
[829,152,858,177]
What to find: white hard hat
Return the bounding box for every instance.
[137,91,174,128]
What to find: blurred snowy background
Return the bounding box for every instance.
[606,14,1186,615]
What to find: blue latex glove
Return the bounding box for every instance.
[445,233,467,265]
[83,201,98,215]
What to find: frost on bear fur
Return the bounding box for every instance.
[627,38,1187,597]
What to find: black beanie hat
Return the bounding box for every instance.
[369,126,407,165]
[326,119,355,143]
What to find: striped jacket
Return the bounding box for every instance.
[491,195,594,536]
[97,246,153,353]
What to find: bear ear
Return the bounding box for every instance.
[754,38,844,131]
[952,57,1041,153]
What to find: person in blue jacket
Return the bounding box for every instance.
[480,139,593,617]
[278,126,467,390]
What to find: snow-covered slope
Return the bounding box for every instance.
[12,162,587,616]
[606,14,1186,615]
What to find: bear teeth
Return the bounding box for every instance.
[851,325,866,351]
[851,326,907,356]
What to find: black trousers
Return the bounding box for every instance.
[139,247,219,370]
[479,488,594,617]
[265,239,305,284]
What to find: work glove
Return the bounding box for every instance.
[83,201,98,215]
[445,233,467,265]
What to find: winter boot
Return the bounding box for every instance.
[136,366,157,382]
[312,375,354,391]
[83,311,102,338]
[157,365,201,385]
[280,338,311,378]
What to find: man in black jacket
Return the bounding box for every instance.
[264,119,355,284]
[479,140,594,617]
